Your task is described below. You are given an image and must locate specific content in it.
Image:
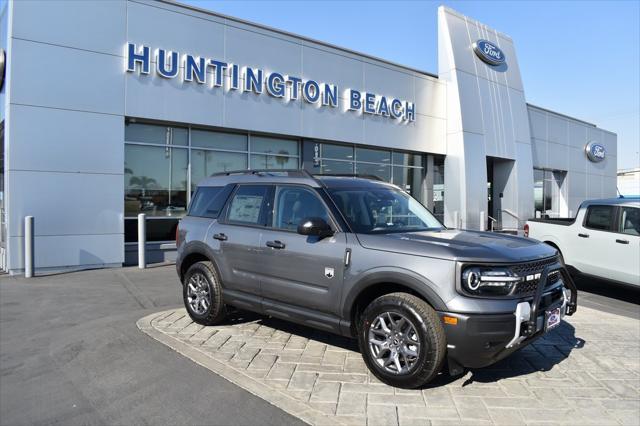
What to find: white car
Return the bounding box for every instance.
[525,198,640,287]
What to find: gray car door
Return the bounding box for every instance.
[258,185,347,318]
[207,184,273,307]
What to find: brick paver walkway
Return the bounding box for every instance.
[138,305,640,426]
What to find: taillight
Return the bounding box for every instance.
[523,223,529,237]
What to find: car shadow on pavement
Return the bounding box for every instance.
[221,308,356,352]
[575,276,640,304]
[220,308,585,388]
[459,321,585,386]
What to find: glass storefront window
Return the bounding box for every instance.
[125,122,188,146]
[356,147,391,164]
[321,160,354,175]
[250,154,298,169]
[251,136,298,157]
[432,156,445,222]
[192,129,247,151]
[534,169,544,213]
[534,168,566,218]
[122,123,443,243]
[124,144,188,218]
[393,152,423,167]
[124,122,304,243]
[313,141,430,203]
[356,163,391,181]
[322,144,353,161]
[392,166,424,196]
[191,150,247,190]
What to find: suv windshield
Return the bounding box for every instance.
[328,186,444,234]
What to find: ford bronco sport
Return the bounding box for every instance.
[176,170,577,388]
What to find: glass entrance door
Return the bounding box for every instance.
[534,169,567,218]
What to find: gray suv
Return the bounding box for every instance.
[176,170,577,388]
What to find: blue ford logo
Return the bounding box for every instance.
[585,142,606,162]
[473,40,506,66]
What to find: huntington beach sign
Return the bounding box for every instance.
[125,43,416,122]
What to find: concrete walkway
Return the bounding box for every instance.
[0,265,303,426]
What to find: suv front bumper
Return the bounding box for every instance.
[440,266,577,370]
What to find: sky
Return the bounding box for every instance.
[181,0,640,170]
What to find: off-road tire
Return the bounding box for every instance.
[358,292,446,389]
[182,261,227,326]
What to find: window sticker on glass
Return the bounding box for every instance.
[228,195,264,224]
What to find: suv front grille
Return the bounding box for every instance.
[510,256,559,276]
[510,256,561,295]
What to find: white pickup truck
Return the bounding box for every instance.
[525,197,640,287]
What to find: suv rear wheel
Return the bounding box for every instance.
[358,292,446,389]
[183,261,227,326]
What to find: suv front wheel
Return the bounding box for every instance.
[358,292,446,388]
[183,261,227,326]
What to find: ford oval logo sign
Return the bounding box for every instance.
[473,40,506,66]
[585,142,606,162]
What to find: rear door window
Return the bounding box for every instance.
[225,185,272,226]
[584,205,615,231]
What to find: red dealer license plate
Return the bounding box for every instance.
[545,307,562,331]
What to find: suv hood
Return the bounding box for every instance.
[357,229,556,263]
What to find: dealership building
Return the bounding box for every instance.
[0,0,617,274]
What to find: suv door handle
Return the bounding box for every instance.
[578,233,589,238]
[616,239,629,244]
[266,240,285,249]
[213,233,228,241]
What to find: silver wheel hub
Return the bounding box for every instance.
[368,312,421,375]
[186,273,211,315]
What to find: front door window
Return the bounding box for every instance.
[273,186,330,231]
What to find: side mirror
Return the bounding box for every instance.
[297,217,334,238]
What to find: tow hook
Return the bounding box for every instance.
[520,321,536,337]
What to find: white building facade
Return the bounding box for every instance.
[0,0,617,274]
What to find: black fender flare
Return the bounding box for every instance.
[341,268,448,321]
[177,241,223,284]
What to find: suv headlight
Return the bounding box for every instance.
[461,266,522,296]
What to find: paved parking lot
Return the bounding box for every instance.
[140,303,640,426]
[0,265,302,426]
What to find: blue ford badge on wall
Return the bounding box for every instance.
[585,142,606,162]
[473,40,506,66]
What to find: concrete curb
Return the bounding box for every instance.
[137,311,346,426]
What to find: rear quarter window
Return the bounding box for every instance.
[188,185,234,218]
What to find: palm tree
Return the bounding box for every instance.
[129,176,159,197]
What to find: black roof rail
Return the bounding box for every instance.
[208,169,326,186]
[314,173,385,181]
[207,169,387,187]
[210,169,311,178]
